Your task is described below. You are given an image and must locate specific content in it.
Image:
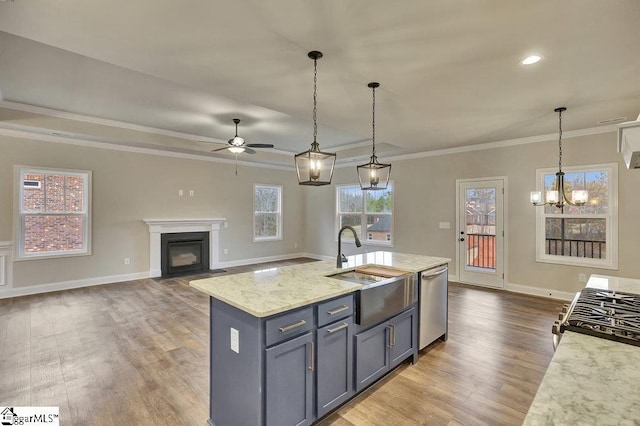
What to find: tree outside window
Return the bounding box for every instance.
[535,163,617,269]
[336,183,394,246]
[254,184,282,241]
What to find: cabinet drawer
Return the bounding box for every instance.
[265,307,314,347]
[317,294,354,327]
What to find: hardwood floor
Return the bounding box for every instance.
[0,259,564,425]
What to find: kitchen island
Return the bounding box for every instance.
[190,251,450,426]
[523,275,640,425]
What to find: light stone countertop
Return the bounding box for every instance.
[189,251,450,318]
[523,274,640,426]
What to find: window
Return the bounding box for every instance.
[16,167,92,260]
[336,183,394,246]
[253,184,282,241]
[535,163,618,269]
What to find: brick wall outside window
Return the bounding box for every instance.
[19,168,90,258]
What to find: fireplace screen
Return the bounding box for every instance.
[161,231,210,277]
[169,242,201,267]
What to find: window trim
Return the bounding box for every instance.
[14,166,92,261]
[534,162,618,270]
[253,184,283,242]
[335,182,394,247]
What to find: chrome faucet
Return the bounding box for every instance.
[337,225,362,267]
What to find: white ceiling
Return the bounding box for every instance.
[0,0,639,166]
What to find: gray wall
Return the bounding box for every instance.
[0,135,304,288]
[3,128,640,295]
[305,131,640,294]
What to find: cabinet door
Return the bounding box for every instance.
[265,332,314,426]
[316,317,354,418]
[389,307,416,369]
[354,321,390,392]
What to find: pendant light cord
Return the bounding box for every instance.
[312,57,318,145]
[558,108,563,173]
[371,84,376,157]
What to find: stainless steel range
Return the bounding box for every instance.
[552,287,640,350]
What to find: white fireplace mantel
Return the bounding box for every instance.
[143,218,226,278]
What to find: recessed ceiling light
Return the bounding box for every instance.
[521,55,542,65]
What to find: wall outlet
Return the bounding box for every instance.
[178,189,183,196]
[578,273,587,283]
[230,328,239,354]
[294,242,298,249]
[223,248,228,255]
[124,257,131,265]
[189,189,194,197]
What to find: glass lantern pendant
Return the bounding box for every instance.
[295,51,336,186]
[357,82,391,190]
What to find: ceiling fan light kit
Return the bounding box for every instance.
[530,107,588,208]
[212,118,274,156]
[357,82,391,191]
[295,50,336,186]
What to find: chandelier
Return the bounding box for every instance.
[357,82,391,190]
[294,51,336,186]
[530,107,588,207]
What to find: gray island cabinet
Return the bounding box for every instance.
[190,251,451,426]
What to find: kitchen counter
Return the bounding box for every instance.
[523,274,640,426]
[190,251,450,317]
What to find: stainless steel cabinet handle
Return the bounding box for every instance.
[326,322,348,334]
[308,341,315,372]
[327,305,349,315]
[386,326,392,348]
[279,319,306,333]
[390,325,396,347]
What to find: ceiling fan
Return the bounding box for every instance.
[212,118,275,154]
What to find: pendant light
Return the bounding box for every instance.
[357,82,391,190]
[295,51,336,186]
[530,107,588,207]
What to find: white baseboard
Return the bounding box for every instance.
[302,252,333,261]
[504,282,574,301]
[0,271,149,299]
[448,275,574,301]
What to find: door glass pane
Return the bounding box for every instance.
[465,188,496,271]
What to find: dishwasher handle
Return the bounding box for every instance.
[421,266,448,279]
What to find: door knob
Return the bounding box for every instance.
[459,237,465,242]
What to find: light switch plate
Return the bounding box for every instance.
[439,222,451,229]
[230,328,239,353]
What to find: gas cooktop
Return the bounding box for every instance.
[553,287,640,347]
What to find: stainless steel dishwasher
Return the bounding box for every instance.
[419,264,448,349]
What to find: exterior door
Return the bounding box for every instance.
[456,178,505,288]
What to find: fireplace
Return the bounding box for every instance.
[143,218,226,278]
[161,232,210,277]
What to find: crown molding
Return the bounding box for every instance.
[0,124,294,171]
[372,124,619,164]
[1,99,619,166]
[0,99,230,144]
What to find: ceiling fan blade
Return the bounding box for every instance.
[212,147,230,152]
[246,143,275,149]
[244,148,256,154]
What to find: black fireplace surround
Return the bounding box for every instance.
[161,231,210,278]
